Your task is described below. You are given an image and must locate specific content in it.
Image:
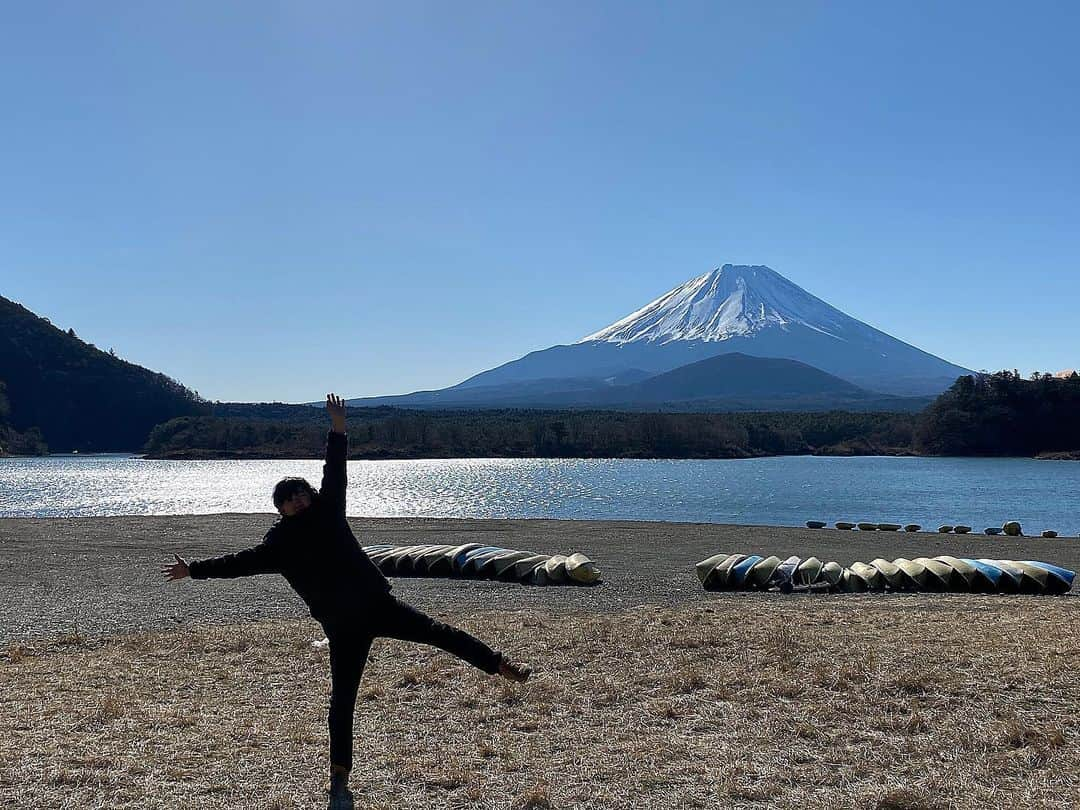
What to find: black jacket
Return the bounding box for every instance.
[188,431,391,624]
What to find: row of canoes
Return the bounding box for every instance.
[696,553,1075,595]
[361,543,602,586]
[806,520,1069,537]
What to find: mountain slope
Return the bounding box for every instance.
[0,295,203,451]
[455,265,971,397]
[348,352,929,413]
[623,352,870,402]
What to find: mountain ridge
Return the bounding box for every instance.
[0,294,203,451]
[448,264,971,399]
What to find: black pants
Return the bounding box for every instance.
[324,597,502,772]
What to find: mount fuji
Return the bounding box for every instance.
[349,264,973,410]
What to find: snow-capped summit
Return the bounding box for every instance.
[450,262,971,397]
[580,264,852,344]
[349,262,974,405]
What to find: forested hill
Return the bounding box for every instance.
[0,379,47,455]
[0,295,203,452]
[915,371,1080,456]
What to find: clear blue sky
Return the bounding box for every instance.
[3,1,1077,402]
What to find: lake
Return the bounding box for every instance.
[1,454,1077,534]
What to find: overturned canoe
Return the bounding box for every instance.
[696,553,735,584]
[848,561,886,590]
[913,557,959,591]
[701,554,747,590]
[730,554,764,586]
[746,556,783,588]
[565,553,603,584]
[794,557,824,588]
[770,555,801,591]
[820,561,845,587]
[869,558,907,589]
[893,558,926,588]
[1021,560,1075,594]
[933,556,981,589]
[960,558,1003,591]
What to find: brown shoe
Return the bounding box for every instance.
[498,657,532,682]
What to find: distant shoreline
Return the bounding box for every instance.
[141,447,921,461]
[7,449,1072,461]
[1036,450,1080,460]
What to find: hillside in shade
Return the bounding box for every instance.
[346,353,928,413]
[614,353,874,405]
[0,295,203,451]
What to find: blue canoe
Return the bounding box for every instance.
[455,545,505,568]
[961,558,1003,590]
[731,555,764,586]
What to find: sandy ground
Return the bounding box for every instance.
[1,516,1078,640]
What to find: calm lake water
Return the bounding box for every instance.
[1,455,1077,533]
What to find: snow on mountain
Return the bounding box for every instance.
[580,264,855,344]
[445,263,972,397]
[345,263,973,405]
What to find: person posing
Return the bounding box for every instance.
[162,393,531,807]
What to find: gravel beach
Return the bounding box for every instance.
[4,516,1080,808]
[1,515,1077,641]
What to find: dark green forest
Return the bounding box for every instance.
[915,371,1080,457]
[0,380,47,455]
[145,406,918,459]
[0,295,203,453]
[142,372,1080,460]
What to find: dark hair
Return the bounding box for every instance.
[272,477,317,509]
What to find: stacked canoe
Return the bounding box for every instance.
[361,543,601,586]
[697,553,1074,595]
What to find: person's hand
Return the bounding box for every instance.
[326,393,347,433]
[162,554,190,582]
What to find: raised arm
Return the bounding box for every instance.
[320,393,348,517]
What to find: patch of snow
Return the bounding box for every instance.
[579,264,867,345]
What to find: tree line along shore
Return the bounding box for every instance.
[4,282,1080,459]
[137,371,1080,460]
[2,359,1079,460]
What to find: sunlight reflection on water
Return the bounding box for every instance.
[1,454,1078,531]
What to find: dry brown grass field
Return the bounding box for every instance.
[3,596,1079,809]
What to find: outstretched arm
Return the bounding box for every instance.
[162,531,282,582]
[320,393,348,516]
